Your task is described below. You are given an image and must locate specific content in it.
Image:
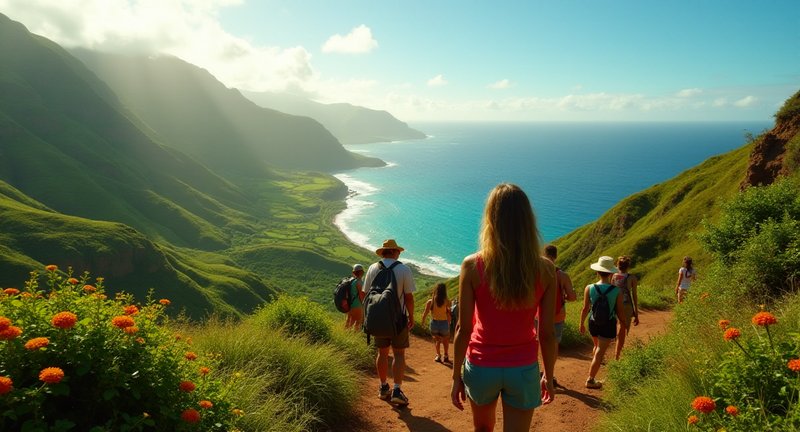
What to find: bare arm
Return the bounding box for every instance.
[562,272,577,301]
[615,289,627,332]
[538,259,557,404]
[421,299,432,324]
[405,293,415,329]
[631,276,640,325]
[451,255,477,410]
[675,270,683,292]
[579,285,591,333]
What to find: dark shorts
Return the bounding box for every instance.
[589,318,617,340]
[374,327,410,349]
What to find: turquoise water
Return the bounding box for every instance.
[334,121,770,277]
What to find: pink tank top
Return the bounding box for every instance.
[466,256,544,367]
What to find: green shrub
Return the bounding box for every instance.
[605,337,670,407]
[0,267,239,431]
[253,295,333,343]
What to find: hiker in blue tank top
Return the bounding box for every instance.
[579,256,626,389]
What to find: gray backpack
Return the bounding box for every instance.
[362,261,405,344]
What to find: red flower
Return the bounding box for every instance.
[159,299,171,306]
[67,278,79,285]
[0,317,10,331]
[198,400,213,409]
[723,327,741,341]
[3,288,19,296]
[180,408,201,423]
[718,319,730,330]
[179,381,196,392]
[691,396,716,414]
[687,415,699,425]
[123,326,139,335]
[123,305,139,316]
[111,316,135,329]
[0,326,22,340]
[39,367,64,384]
[752,311,777,326]
[82,285,96,293]
[788,359,800,372]
[24,337,50,350]
[0,376,12,395]
[45,265,58,272]
[725,405,739,416]
[185,352,198,361]
[52,312,78,329]
[199,366,211,376]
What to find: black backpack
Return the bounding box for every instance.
[589,284,615,326]
[362,261,404,343]
[333,276,356,313]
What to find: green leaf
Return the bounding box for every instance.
[53,419,76,432]
[103,388,119,400]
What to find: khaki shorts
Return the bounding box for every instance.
[374,327,410,349]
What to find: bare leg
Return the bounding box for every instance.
[589,338,612,380]
[501,402,534,432]
[443,337,450,358]
[615,325,627,360]
[392,348,405,385]
[469,397,498,432]
[376,347,390,383]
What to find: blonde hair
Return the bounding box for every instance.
[479,183,542,309]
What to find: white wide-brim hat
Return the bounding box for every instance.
[590,256,618,274]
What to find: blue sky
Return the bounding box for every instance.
[2,0,798,121]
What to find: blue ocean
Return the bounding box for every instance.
[334,121,770,277]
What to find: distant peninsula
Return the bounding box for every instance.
[242,91,427,145]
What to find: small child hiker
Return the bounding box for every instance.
[421,282,452,363]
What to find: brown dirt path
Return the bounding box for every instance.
[340,309,672,432]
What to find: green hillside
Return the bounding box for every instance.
[71,49,384,175]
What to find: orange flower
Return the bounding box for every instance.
[725,405,739,416]
[0,326,22,340]
[123,326,139,335]
[52,312,78,329]
[39,367,65,384]
[0,317,10,331]
[180,408,201,423]
[0,376,13,395]
[179,381,196,392]
[24,337,50,350]
[94,294,107,300]
[691,396,716,414]
[718,319,730,330]
[111,316,135,329]
[199,367,211,376]
[82,285,96,293]
[723,327,741,341]
[687,415,699,425]
[198,400,213,409]
[3,288,19,296]
[752,311,777,326]
[45,265,58,272]
[699,292,710,301]
[67,278,79,285]
[159,299,171,306]
[232,408,244,416]
[123,305,139,316]
[136,337,145,344]
[185,352,198,361]
[788,359,800,372]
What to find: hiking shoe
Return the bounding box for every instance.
[378,383,392,400]
[434,354,442,363]
[585,378,602,389]
[443,356,451,363]
[552,376,560,388]
[390,387,409,405]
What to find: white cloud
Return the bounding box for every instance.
[734,96,757,107]
[488,79,511,90]
[676,88,703,97]
[321,25,378,54]
[427,74,448,87]
[713,98,728,107]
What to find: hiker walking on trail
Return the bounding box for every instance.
[421,282,452,364]
[611,256,639,360]
[362,239,416,406]
[580,256,626,389]
[344,264,365,330]
[675,256,696,304]
[543,244,576,388]
[451,183,558,431]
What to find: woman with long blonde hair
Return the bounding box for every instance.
[451,183,557,432]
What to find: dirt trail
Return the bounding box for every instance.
[342,309,672,432]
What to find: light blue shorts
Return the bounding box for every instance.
[554,321,565,344]
[430,319,450,337]
[463,360,541,410]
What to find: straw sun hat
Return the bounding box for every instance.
[375,239,405,256]
[590,256,618,274]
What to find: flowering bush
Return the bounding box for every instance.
[691,309,800,430]
[0,267,241,431]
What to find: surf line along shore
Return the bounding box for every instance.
[340,309,672,432]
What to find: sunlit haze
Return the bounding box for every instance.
[2,0,798,122]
